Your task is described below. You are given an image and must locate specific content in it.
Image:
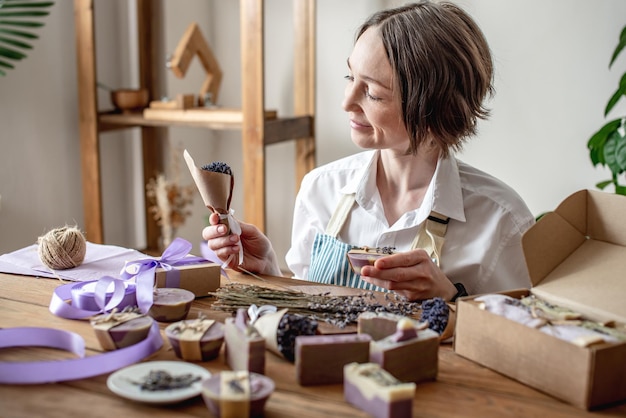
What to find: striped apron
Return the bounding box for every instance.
[307,193,449,291]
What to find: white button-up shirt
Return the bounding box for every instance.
[285,150,535,294]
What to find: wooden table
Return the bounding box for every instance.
[0,271,624,418]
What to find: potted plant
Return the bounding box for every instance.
[587,25,626,194]
[0,0,54,77]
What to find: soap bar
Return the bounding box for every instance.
[201,371,275,418]
[148,288,195,322]
[165,317,225,361]
[295,333,371,385]
[369,318,439,383]
[357,312,423,341]
[347,248,392,274]
[224,309,266,374]
[90,308,154,350]
[344,362,415,418]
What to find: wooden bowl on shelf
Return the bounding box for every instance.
[110,88,149,113]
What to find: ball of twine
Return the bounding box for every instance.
[37,226,87,270]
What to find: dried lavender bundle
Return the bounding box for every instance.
[210,284,422,329]
[419,298,449,335]
[276,313,318,361]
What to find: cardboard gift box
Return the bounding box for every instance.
[454,189,626,410]
[155,262,221,297]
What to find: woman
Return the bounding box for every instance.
[203,1,534,302]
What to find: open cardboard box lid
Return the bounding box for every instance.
[522,189,626,324]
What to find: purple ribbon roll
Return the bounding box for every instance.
[71,280,137,312]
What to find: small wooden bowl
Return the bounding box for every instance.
[111,88,149,113]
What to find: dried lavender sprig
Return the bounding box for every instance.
[201,161,232,175]
[209,284,422,329]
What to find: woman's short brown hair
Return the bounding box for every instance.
[357,1,494,157]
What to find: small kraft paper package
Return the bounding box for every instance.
[454,189,626,410]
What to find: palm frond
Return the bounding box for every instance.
[0,0,54,77]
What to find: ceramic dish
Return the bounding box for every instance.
[107,360,211,404]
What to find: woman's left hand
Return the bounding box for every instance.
[359,249,458,301]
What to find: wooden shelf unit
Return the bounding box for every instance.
[74,0,316,250]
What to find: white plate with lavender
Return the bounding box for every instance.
[107,361,211,404]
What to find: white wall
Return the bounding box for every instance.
[1,0,625,274]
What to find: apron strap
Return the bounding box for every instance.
[325,193,450,266]
[410,211,449,266]
[325,193,356,237]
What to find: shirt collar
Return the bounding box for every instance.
[339,150,466,223]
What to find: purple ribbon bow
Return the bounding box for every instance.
[120,237,206,313]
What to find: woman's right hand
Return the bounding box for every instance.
[202,212,282,276]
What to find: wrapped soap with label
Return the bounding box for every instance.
[90,307,154,350]
[201,370,275,418]
[165,316,225,361]
[224,309,266,374]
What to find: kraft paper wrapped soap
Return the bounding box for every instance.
[165,317,225,361]
[90,307,154,350]
[224,309,266,374]
[201,371,275,418]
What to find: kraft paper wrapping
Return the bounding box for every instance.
[183,149,233,216]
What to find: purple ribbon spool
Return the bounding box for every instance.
[70,280,137,312]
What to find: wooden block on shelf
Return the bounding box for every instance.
[143,107,277,124]
[149,94,196,110]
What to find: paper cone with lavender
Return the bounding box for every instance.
[184,149,242,265]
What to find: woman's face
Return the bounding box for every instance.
[342,26,409,153]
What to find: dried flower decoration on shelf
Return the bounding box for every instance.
[146,145,195,249]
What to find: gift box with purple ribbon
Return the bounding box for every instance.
[122,238,221,301]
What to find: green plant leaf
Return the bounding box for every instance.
[0,1,54,8]
[616,184,626,195]
[0,58,14,69]
[605,72,626,116]
[596,179,614,190]
[0,0,53,76]
[0,28,37,39]
[587,119,621,166]
[603,130,626,175]
[609,25,626,68]
[0,20,45,28]
[0,11,49,18]
[0,44,25,59]
[0,35,31,49]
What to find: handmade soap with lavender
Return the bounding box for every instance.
[165,317,225,361]
[369,318,439,383]
[90,308,154,350]
[254,308,318,362]
[201,371,274,418]
[224,309,266,374]
[344,362,415,418]
[295,333,371,386]
[347,248,393,275]
[357,312,423,341]
[148,287,195,322]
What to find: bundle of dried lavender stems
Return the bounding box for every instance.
[209,283,422,328]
